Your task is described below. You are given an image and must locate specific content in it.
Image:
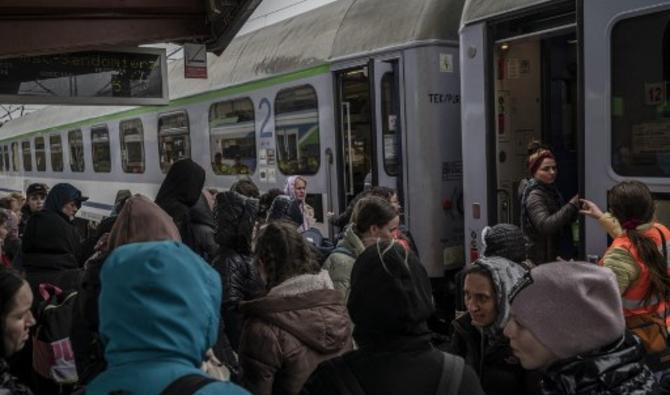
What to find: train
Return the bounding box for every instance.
[1,0,669,276]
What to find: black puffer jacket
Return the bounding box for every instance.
[21,210,82,310]
[449,314,538,395]
[541,333,658,395]
[212,191,264,352]
[189,193,218,263]
[0,359,33,395]
[155,158,205,250]
[520,179,578,264]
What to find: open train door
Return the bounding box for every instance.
[582,0,670,260]
[460,0,580,261]
[333,57,404,216]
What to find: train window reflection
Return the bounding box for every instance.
[50,135,63,172]
[68,129,85,172]
[611,10,670,177]
[120,118,145,174]
[35,137,46,172]
[11,142,18,171]
[91,125,111,173]
[209,98,256,175]
[22,141,32,172]
[158,111,191,173]
[275,85,320,175]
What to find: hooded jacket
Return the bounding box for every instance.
[212,191,264,352]
[302,242,485,395]
[540,333,657,395]
[155,158,206,250]
[239,270,352,395]
[86,241,249,395]
[21,185,86,309]
[72,195,181,384]
[449,257,533,395]
[322,224,366,301]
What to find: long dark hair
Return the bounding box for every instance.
[352,196,397,236]
[0,268,26,358]
[609,180,670,302]
[254,220,319,289]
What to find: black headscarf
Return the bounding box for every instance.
[348,242,434,342]
[155,159,206,247]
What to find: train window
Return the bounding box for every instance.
[158,111,191,173]
[381,72,399,176]
[120,118,145,174]
[21,141,31,171]
[35,137,46,172]
[91,125,111,173]
[10,142,18,171]
[50,135,64,172]
[3,146,8,171]
[209,98,256,175]
[68,129,85,172]
[275,85,320,175]
[611,10,670,177]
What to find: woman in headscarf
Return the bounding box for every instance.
[285,176,315,232]
[155,158,206,250]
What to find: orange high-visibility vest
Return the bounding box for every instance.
[601,223,670,327]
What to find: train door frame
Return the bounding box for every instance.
[460,0,585,260]
[332,54,406,218]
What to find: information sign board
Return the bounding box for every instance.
[0,48,168,105]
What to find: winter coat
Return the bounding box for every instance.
[86,241,249,395]
[21,209,82,310]
[520,179,578,264]
[155,158,206,250]
[239,270,353,395]
[71,195,181,385]
[301,335,485,395]
[0,359,33,395]
[540,333,657,395]
[449,314,534,395]
[212,191,264,352]
[322,225,365,301]
[189,193,218,263]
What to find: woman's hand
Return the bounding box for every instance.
[579,199,604,220]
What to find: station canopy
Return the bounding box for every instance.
[0,0,261,59]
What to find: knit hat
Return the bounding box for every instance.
[482,223,526,263]
[509,261,625,359]
[26,183,48,198]
[348,241,434,338]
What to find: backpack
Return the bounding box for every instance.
[32,283,79,384]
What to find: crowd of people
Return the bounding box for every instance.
[1,151,670,394]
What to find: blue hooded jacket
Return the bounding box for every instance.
[87,241,249,395]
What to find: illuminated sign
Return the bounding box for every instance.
[0,48,168,105]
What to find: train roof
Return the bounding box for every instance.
[0,0,464,140]
[460,0,556,27]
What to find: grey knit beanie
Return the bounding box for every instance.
[482,223,526,263]
[509,261,625,359]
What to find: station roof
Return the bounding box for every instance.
[0,0,261,58]
[461,0,556,26]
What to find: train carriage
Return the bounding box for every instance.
[0,0,466,278]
